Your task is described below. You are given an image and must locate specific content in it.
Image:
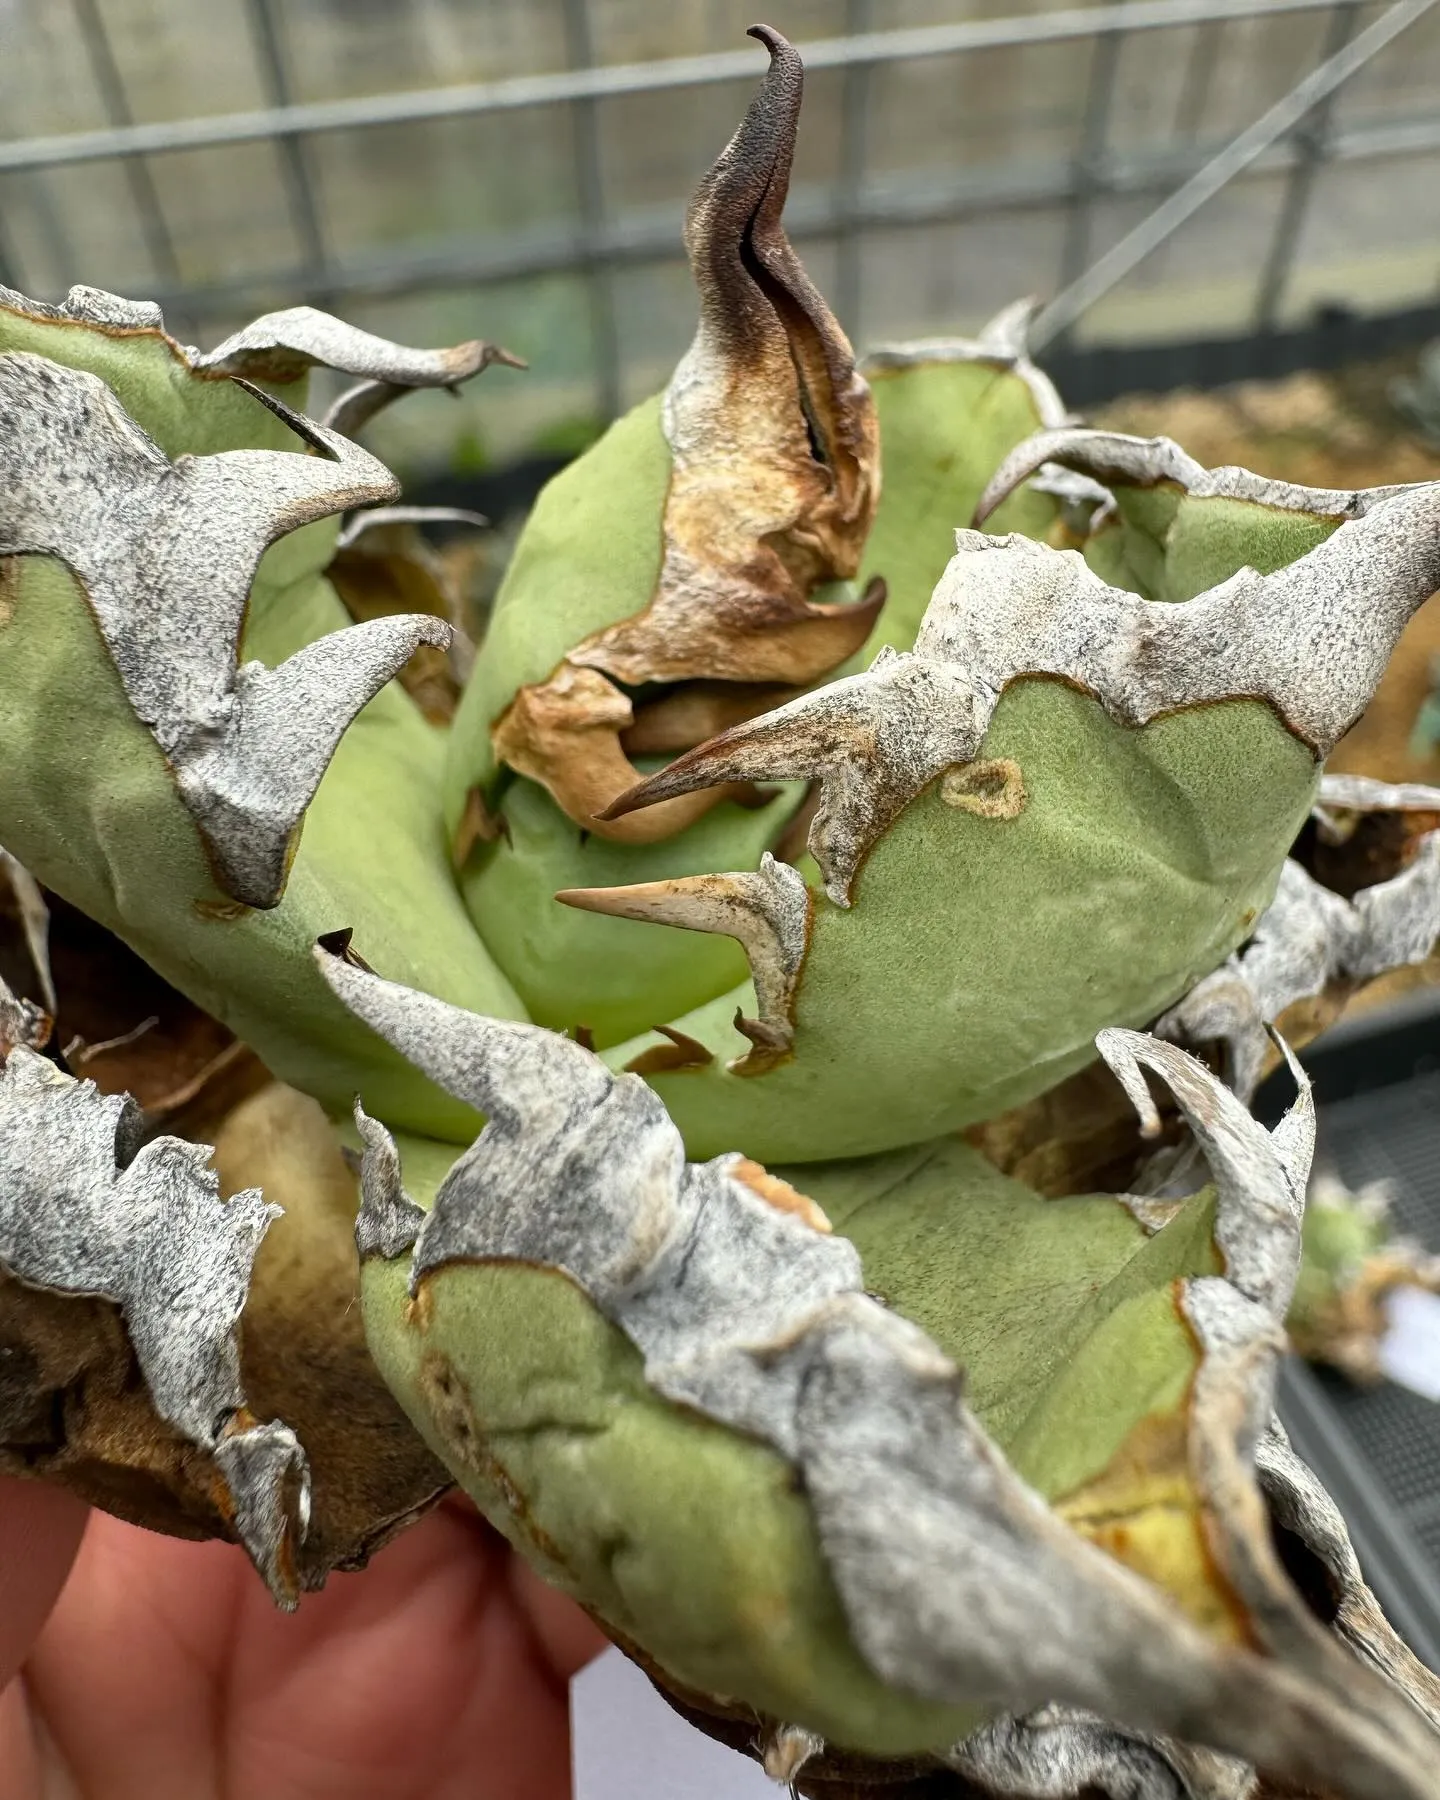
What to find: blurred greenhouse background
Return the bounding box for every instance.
[4,0,1440,479]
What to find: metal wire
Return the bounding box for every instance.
[243,0,330,295]
[46,102,1433,328]
[0,0,1358,176]
[835,0,876,342]
[1253,0,1362,329]
[68,0,183,299]
[1,0,1436,365]
[1032,0,1440,346]
[1052,28,1124,351]
[563,0,623,422]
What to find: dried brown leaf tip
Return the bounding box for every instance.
[492,27,880,841]
[576,25,879,689]
[492,666,768,845]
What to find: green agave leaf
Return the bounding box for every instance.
[596,684,1311,1162]
[976,425,1432,604]
[459,775,799,1047]
[317,953,1440,1796]
[0,303,526,1139]
[443,394,671,814]
[362,1242,985,1755]
[581,493,1440,1162]
[857,303,1064,660]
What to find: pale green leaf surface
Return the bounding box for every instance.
[858,361,1059,660]
[442,396,670,825]
[624,682,1316,1163]
[0,554,519,1141]
[460,776,800,1047]
[356,1123,1228,1751]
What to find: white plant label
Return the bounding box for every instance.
[1378,1283,1440,1403]
[572,1646,778,1799]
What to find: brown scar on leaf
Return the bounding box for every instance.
[622,1025,716,1076]
[452,783,509,869]
[492,28,880,837]
[729,1157,831,1233]
[941,757,1027,820]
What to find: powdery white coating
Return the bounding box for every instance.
[556,851,811,1067]
[862,296,1072,434]
[352,1100,426,1261]
[1096,1029,1311,1314]
[1316,771,1440,817]
[973,426,1429,528]
[0,287,519,436]
[335,505,489,550]
[192,306,502,390]
[613,508,1440,904]
[214,1419,312,1604]
[1158,839,1440,1103]
[316,955,1440,1797]
[0,971,48,1054]
[0,283,164,330]
[945,1708,1253,1800]
[0,1043,309,1602]
[0,351,450,907]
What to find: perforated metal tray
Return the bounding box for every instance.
[1271,999,1440,1672]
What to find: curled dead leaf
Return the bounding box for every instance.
[490,30,880,839]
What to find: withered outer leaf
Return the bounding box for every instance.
[1158,777,1440,1102]
[944,1709,1254,1800]
[0,1022,309,1605]
[973,426,1430,528]
[314,947,1440,1800]
[210,1084,452,1580]
[491,27,881,839]
[0,352,450,908]
[605,503,1440,909]
[328,507,490,723]
[1256,1424,1440,1735]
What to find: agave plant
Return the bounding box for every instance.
[5,26,1440,1800]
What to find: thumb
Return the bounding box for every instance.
[0,1478,88,1691]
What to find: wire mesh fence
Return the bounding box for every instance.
[3,0,1439,469]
